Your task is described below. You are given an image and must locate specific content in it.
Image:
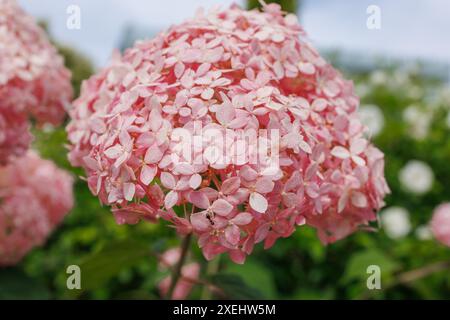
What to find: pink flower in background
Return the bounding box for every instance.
[0,0,72,164]
[0,110,32,163]
[158,247,200,299]
[67,3,389,263]
[0,152,73,266]
[431,203,450,247]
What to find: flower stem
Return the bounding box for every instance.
[358,259,450,299]
[166,233,192,300]
[201,256,221,300]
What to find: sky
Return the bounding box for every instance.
[17,0,450,69]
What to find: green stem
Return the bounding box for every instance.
[166,233,192,300]
[201,256,221,300]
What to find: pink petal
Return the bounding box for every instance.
[189,191,210,209]
[189,174,202,189]
[225,225,240,246]
[255,177,274,194]
[220,177,241,195]
[240,166,258,181]
[190,212,210,231]
[211,199,233,216]
[231,212,253,225]
[123,183,135,201]
[201,88,214,100]
[350,138,368,155]
[164,190,178,209]
[255,224,270,243]
[229,250,246,264]
[174,163,194,175]
[351,191,368,208]
[285,172,301,191]
[338,191,349,213]
[306,183,319,199]
[140,165,157,185]
[331,146,350,159]
[104,145,122,159]
[161,172,176,189]
[216,104,235,126]
[352,155,366,166]
[312,98,328,111]
[144,146,163,164]
[249,192,268,213]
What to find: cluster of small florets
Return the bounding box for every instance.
[0,0,72,164]
[0,152,74,266]
[67,3,389,263]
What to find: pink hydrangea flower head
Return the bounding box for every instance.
[158,247,200,299]
[0,151,74,266]
[0,0,73,163]
[430,203,450,247]
[67,3,389,263]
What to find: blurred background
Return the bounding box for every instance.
[1,0,449,299]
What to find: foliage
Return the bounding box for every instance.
[247,0,298,14]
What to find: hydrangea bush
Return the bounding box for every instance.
[0,0,74,267]
[67,3,388,265]
[0,0,72,164]
[0,152,73,266]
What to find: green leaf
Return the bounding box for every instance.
[225,261,276,298]
[209,274,264,299]
[71,239,151,295]
[0,268,50,300]
[342,249,400,284]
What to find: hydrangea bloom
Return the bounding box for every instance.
[430,203,450,247]
[67,3,389,263]
[0,152,73,266]
[0,0,72,164]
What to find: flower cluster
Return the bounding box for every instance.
[0,0,72,164]
[431,203,450,247]
[0,152,74,266]
[67,3,389,263]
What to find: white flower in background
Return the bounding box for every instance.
[402,105,432,140]
[392,70,410,87]
[415,225,433,240]
[380,207,411,239]
[358,104,385,137]
[370,70,387,86]
[399,160,434,195]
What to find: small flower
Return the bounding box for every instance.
[430,203,450,247]
[380,207,411,239]
[402,105,431,140]
[399,160,434,195]
[358,104,384,137]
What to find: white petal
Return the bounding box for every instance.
[331,146,350,159]
[249,192,268,213]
